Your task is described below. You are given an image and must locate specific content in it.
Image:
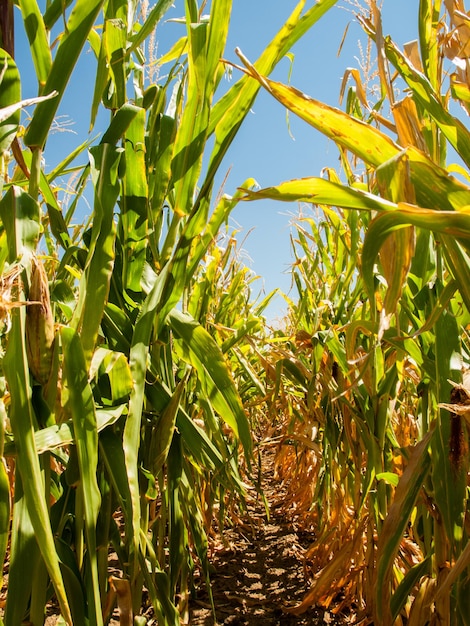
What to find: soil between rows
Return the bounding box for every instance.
[188,445,351,626]
[38,445,351,625]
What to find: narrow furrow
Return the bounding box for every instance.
[189,448,348,626]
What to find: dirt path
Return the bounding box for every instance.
[39,447,351,625]
[189,447,350,626]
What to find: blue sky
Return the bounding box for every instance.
[15,0,419,321]
[216,0,418,321]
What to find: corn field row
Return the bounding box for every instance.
[1,0,470,624]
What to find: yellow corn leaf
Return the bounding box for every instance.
[392,96,426,151]
[234,47,400,168]
[339,67,369,110]
[451,73,470,117]
[379,225,415,326]
[384,34,470,168]
[108,577,133,626]
[371,0,394,105]
[361,204,470,310]
[444,0,470,57]
[376,150,416,324]
[156,36,188,66]
[406,576,436,626]
[239,176,397,211]
[403,40,423,72]
[284,518,367,615]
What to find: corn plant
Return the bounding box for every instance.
[241,0,470,623]
[0,0,339,624]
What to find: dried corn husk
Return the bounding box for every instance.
[26,256,55,386]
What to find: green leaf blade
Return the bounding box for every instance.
[24,0,105,148]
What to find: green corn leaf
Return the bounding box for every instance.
[169,308,252,463]
[156,36,188,67]
[4,308,72,624]
[99,430,132,535]
[128,0,174,53]
[104,16,127,109]
[375,430,433,625]
[18,0,52,90]
[418,0,440,90]
[124,262,172,582]
[54,538,88,626]
[171,19,210,216]
[432,302,466,550]
[205,0,232,89]
[21,147,83,251]
[4,405,126,456]
[231,346,266,398]
[180,470,214,610]
[439,235,470,314]
[148,113,176,233]
[102,302,133,353]
[145,377,245,495]
[89,25,110,130]
[171,0,234,215]
[391,555,432,622]
[0,187,52,621]
[152,376,188,476]
[221,319,261,354]
[72,143,121,367]
[43,0,74,30]
[0,185,40,261]
[151,211,212,340]
[376,472,400,487]
[187,180,257,278]
[61,326,103,626]
[167,433,184,596]
[101,102,141,145]
[98,416,127,476]
[25,0,105,148]
[145,380,230,477]
[403,279,458,339]
[4,475,42,626]
[121,107,148,293]
[90,348,133,403]
[137,540,180,625]
[0,50,20,156]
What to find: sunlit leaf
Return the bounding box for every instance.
[18,0,52,89]
[25,0,105,148]
[169,308,252,462]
